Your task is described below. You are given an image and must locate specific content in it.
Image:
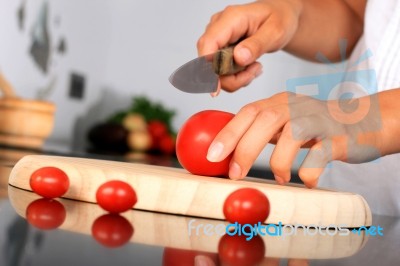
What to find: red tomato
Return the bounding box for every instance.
[96,180,137,213]
[176,110,234,176]
[223,188,270,225]
[26,198,66,230]
[30,167,70,198]
[91,214,134,248]
[148,120,168,140]
[159,134,176,155]
[218,234,265,266]
[162,247,218,266]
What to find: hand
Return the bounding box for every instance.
[206,91,385,188]
[197,0,303,93]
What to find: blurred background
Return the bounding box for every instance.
[0,0,331,167]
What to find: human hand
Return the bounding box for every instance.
[197,0,303,93]
[206,91,384,188]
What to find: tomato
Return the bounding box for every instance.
[30,166,70,198]
[218,234,265,266]
[159,134,176,155]
[91,214,134,248]
[26,198,66,230]
[96,180,137,213]
[148,120,168,140]
[223,188,270,225]
[162,247,218,266]
[176,110,234,176]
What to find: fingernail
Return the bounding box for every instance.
[255,67,263,77]
[275,175,285,185]
[237,47,252,65]
[207,142,224,162]
[229,162,242,180]
[210,84,221,97]
[210,89,221,98]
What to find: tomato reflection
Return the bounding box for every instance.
[26,198,66,230]
[91,213,134,248]
[218,234,266,266]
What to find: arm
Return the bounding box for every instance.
[285,0,366,61]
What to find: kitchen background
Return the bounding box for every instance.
[0,0,333,167]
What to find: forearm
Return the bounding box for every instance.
[284,0,366,62]
[376,89,400,156]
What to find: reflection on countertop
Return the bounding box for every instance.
[0,181,399,266]
[1,144,399,266]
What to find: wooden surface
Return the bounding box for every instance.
[9,155,372,228]
[8,185,369,259]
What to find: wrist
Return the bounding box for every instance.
[281,0,304,50]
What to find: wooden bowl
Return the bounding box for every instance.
[0,98,55,149]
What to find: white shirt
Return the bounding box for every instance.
[319,0,400,216]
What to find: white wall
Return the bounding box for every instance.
[0,0,330,167]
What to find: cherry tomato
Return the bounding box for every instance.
[159,134,176,155]
[176,110,234,176]
[218,234,265,266]
[162,247,218,266]
[26,198,66,230]
[223,188,270,225]
[30,166,70,198]
[148,120,168,140]
[91,214,134,248]
[96,180,137,213]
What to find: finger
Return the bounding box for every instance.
[207,94,290,163]
[288,259,310,266]
[229,104,290,180]
[208,11,222,25]
[219,62,263,92]
[259,257,280,266]
[207,102,264,163]
[298,140,333,188]
[269,122,306,185]
[194,255,216,266]
[234,12,294,66]
[200,12,223,58]
[270,113,331,184]
[197,6,252,56]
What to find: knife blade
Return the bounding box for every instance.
[169,45,245,93]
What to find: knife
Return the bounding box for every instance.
[169,45,245,93]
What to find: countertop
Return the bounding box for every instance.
[0,145,399,266]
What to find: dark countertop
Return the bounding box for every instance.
[0,145,398,266]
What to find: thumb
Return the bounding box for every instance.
[234,36,266,66]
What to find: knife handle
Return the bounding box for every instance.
[212,45,246,76]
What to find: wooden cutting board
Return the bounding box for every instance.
[8,155,372,227]
[8,185,369,259]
